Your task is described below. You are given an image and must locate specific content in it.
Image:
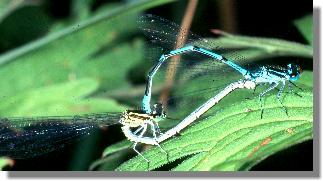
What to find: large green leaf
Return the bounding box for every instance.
[115,88,312,171]
[0,78,127,117]
[0,0,175,98]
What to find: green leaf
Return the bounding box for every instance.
[89,140,133,171]
[0,0,175,98]
[297,70,313,88]
[0,0,175,65]
[204,33,313,62]
[102,140,133,157]
[0,78,127,117]
[115,90,313,171]
[294,14,313,45]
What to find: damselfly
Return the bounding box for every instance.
[139,14,303,118]
[128,79,256,145]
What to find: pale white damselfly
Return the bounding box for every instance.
[122,79,255,163]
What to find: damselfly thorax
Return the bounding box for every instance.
[120,110,159,127]
[119,103,166,128]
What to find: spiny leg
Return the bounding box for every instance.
[258,95,264,119]
[148,121,169,163]
[289,80,304,91]
[132,124,150,169]
[277,81,288,116]
[259,82,279,119]
[288,81,303,97]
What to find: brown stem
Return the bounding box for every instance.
[159,0,199,108]
[217,0,237,33]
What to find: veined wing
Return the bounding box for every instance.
[0,112,122,159]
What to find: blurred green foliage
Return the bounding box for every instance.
[0,0,312,171]
[294,14,313,45]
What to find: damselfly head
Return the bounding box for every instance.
[287,63,302,81]
[152,103,166,119]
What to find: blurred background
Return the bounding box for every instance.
[0,0,312,171]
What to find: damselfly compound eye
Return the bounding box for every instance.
[287,64,302,81]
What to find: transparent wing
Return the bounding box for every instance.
[138,14,247,60]
[145,50,244,120]
[0,112,122,159]
[139,14,247,120]
[138,14,210,48]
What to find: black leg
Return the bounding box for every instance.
[288,81,303,97]
[277,82,288,116]
[259,83,279,119]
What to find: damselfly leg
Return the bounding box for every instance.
[147,120,169,162]
[277,81,288,116]
[259,82,279,119]
[288,81,303,97]
[132,124,150,169]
